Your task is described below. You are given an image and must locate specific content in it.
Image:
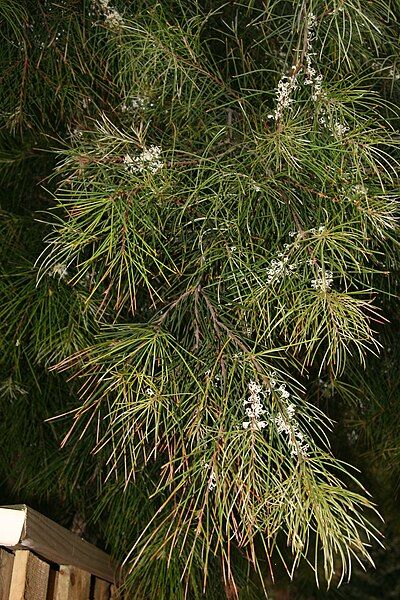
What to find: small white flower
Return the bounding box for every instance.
[48,263,69,280]
[311,268,333,292]
[332,122,349,138]
[123,153,134,167]
[207,466,217,491]
[121,96,151,114]
[123,145,164,175]
[265,250,296,285]
[274,400,309,458]
[96,0,124,30]
[277,384,290,399]
[242,380,267,430]
[353,184,368,196]
[272,72,300,121]
[242,376,309,456]
[145,388,155,397]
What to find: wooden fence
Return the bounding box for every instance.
[0,505,118,599]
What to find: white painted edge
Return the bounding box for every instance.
[0,507,26,546]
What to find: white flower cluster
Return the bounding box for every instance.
[310,75,323,101]
[304,14,327,103]
[353,184,368,196]
[208,467,217,491]
[242,380,310,458]
[304,13,324,101]
[318,111,349,139]
[269,70,300,121]
[269,13,324,121]
[331,121,350,137]
[311,267,333,291]
[96,0,124,30]
[266,250,296,284]
[308,225,326,235]
[275,400,310,458]
[48,262,68,280]
[123,145,164,174]
[243,381,269,431]
[205,370,225,390]
[121,97,154,113]
[303,13,350,139]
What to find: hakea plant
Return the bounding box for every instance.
[0,0,400,598]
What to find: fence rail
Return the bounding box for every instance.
[0,505,117,600]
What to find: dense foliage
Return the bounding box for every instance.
[1,1,400,597]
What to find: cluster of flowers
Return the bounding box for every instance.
[96,0,124,30]
[243,381,268,430]
[304,13,324,102]
[121,96,154,113]
[330,120,350,138]
[269,13,322,121]
[266,251,296,285]
[48,262,69,280]
[123,145,164,174]
[303,13,349,138]
[205,370,222,389]
[353,184,368,197]
[308,225,327,235]
[242,379,310,458]
[268,11,350,140]
[311,266,333,291]
[207,467,217,491]
[275,401,310,458]
[304,14,350,138]
[269,69,300,121]
[317,106,350,139]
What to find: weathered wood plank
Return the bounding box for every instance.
[0,548,14,600]
[93,577,111,599]
[8,550,28,600]
[46,568,58,600]
[8,550,50,600]
[0,506,114,582]
[55,566,90,600]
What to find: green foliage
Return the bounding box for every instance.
[1,0,400,597]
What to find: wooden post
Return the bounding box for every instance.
[8,550,50,600]
[93,577,111,599]
[55,565,91,600]
[0,548,14,600]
